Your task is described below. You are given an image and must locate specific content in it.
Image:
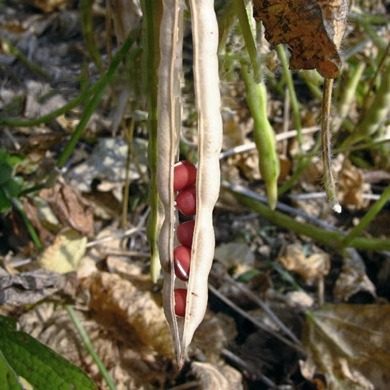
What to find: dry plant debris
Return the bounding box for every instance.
[302,304,390,389]
[253,0,349,77]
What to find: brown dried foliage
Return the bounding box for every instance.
[253,0,348,78]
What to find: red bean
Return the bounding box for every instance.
[177,220,195,247]
[173,161,197,191]
[176,186,196,216]
[174,288,187,317]
[174,245,191,281]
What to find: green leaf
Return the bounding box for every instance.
[0,317,96,390]
[4,178,22,199]
[0,188,12,213]
[0,162,12,185]
[0,350,22,390]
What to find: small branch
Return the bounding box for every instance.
[209,284,305,354]
[321,78,341,213]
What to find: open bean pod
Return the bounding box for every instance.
[157,0,222,367]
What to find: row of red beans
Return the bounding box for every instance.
[173,161,197,317]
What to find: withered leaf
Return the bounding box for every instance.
[253,0,348,78]
[302,304,390,389]
[0,269,64,305]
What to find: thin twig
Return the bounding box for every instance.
[221,348,277,388]
[219,126,319,160]
[321,78,341,213]
[209,284,305,354]
[223,181,337,231]
[223,274,302,346]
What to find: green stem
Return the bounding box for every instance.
[233,0,261,82]
[336,62,365,131]
[142,0,162,282]
[342,186,390,247]
[1,39,50,80]
[56,33,134,168]
[10,197,42,250]
[0,91,88,127]
[225,182,390,252]
[66,306,116,390]
[342,61,390,148]
[80,0,103,72]
[276,44,302,147]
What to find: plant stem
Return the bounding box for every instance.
[56,33,134,169]
[321,78,341,213]
[342,61,390,147]
[9,196,42,250]
[141,0,162,283]
[224,182,390,251]
[342,186,390,247]
[80,0,103,72]
[335,62,365,131]
[66,306,116,390]
[233,0,261,82]
[276,44,302,147]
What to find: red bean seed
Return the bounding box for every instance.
[174,245,191,281]
[177,220,195,247]
[174,288,187,317]
[173,161,197,191]
[176,186,196,216]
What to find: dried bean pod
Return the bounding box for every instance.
[157,0,184,362]
[157,0,222,367]
[183,0,223,357]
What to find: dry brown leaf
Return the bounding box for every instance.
[333,250,376,302]
[39,228,87,273]
[192,362,243,390]
[279,244,330,285]
[301,304,390,389]
[193,313,237,363]
[84,272,173,359]
[338,159,370,210]
[253,0,349,78]
[0,269,64,305]
[40,181,94,237]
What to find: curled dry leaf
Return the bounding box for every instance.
[85,272,173,359]
[40,181,94,237]
[39,228,87,274]
[338,159,370,210]
[278,244,330,285]
[192,361,243,390]
[193,313,237,363]
[0,269,64,305]
[301,304,390,389]
[253,0,349,78]
[333,249,376,302]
